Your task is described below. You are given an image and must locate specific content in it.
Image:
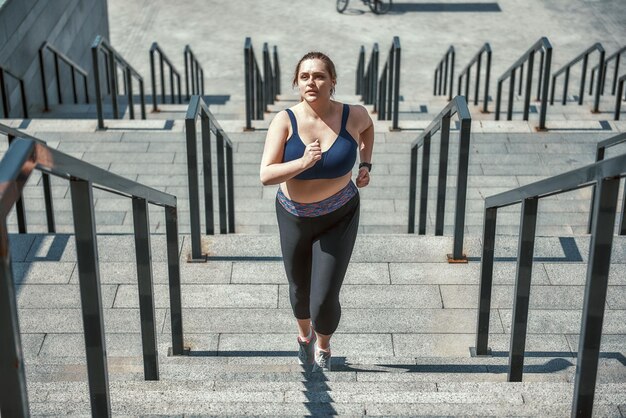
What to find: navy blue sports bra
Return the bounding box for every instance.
[283,104,358,180]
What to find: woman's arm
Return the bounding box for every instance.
[259,111,322,185]
[353,105,374,188]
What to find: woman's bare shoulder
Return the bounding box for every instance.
[348,104,373,128]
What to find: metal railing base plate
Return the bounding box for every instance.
[469,347,492,357]
[168,346,191,357]
[447,253,468,264]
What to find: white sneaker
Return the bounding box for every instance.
[312,345,331,372]
[297,331,316,365]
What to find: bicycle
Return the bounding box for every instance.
[336,0,392,15]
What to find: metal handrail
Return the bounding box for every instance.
[550,43,604,113]
[244,38,265,130]
[615,74,626,120]
[360,43,379,107]
[150,42,182,112]
[184,45,205,100]
[475,152,626,417]
[263,43,277,109]
[356,46,365,95]
[273,45,281,96]
[185,95,235,261]
[458,43,492,113]
[0,66,28,118]
[91,35,147,130]
[408,95,471,262]
[588,132,626,234]
[0,137,185,418]
[0,122,55,233]
[495,37,552,130]
[38,42,89,112]
[377,36,401,130]
[434,46,455,101]
[590,45,625,96]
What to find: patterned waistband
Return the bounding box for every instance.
[277,181,358,217]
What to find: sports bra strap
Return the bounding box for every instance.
[341,104,350,131]
[285,109,298,134]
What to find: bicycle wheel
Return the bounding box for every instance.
[369,0,391,14]
[336,0,349,13]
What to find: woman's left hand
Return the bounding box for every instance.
[356,167,370,188]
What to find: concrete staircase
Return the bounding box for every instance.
[11,232,626,416]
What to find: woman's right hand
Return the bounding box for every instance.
[301,139,322,169]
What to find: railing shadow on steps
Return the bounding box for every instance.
[0,135,185,418]
[38,42,90,112]
[550,43,605,113]
[184,45,205,101]
[433,46,455,101]
[590,45,625,97]
[0,65,28,119]
[149,42,183,112]
[408,95,471,263]
[494,37,552,131]
[356,43,379,108]
[377,36,401,131]
[91,35,147,130]
[458,43,492,114]
[474,152,626,418]
[185,95,235,261]
[0,123,55,233]
[244,38,279,131]
[588,132,626,235]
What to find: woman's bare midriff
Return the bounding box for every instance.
[280,172,352,203]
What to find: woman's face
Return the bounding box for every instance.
[297,58,335,103]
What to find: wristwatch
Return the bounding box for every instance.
[359,162,372,172]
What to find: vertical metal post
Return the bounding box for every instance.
[592,50,605,113]
[563,67,570,105]
[435,115,450,236]
[126,69,135,120]
[418,135,431,235]
[177,74,182,104]
[226,144,236,233]
[39,47,50,111]
[443,53,449,96]
[620,181,626,236]
[392,38,401,130]
[0,220,30,418]
[495,80,502,120]
[611,54,620,95]
[438,62,443,95]
[474,54,482,106]
[42,173,56,233]
[159,55,166,105]
[518,64,524,96]
[523,52,534,121]
[139,79,146,120]
[507,69,516,121]
[452,115,471,261]
[615,77,624,121]
[185,104,204,260]
[483,49,491,113]
[70,179,111,417]
[536,50,545,101]
[550,75,557,105]
[108,50,119,120]
[465,67,471,100]
[571,177,619,417]
[132,198,159,380]
[539,46,552,130]
[19,80,28,119]
[449,50,455,101]
[508,197,538,382]
[378,65,387,120]
[150,49,158,112]
[579,55,588,106]
[92,46,105,130]
[165,206,185,354]
[169,64,175,104]
[244,43,252,129]
[7,136,27,233]
[54,53,62,104]
[357,46,365,95]
[475,207,497,354]
[589,68,596,96]
[201,112,214,235]
[216,130,228,234]
[71,68,78,104]
[408,146,418,233]
[274,46,280,95]
[84,73,90,104]
[184,48,190,100]
[434,67,438,96]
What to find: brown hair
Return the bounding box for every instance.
[292,51,337,95]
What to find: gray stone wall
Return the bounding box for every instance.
[0,0,109,117]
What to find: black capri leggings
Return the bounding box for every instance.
[276,192,360,335]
